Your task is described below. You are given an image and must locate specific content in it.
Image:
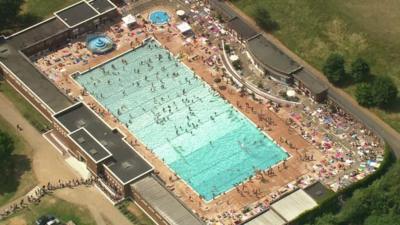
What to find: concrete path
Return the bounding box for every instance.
[225,1,400,157]
[0,93,131,225]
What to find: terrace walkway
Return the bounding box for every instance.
[224,1,400,157]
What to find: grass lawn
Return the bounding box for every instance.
[233,0,400,132]
[0,81,50,132]
[0,115,36,207]
[21,0,80,19]
[117,200,155,225]
[0,195,96,225]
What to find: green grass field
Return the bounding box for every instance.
[233,0,400,132]
[0,81,50,132]
[0,115,36,207]
[0,195,97,225]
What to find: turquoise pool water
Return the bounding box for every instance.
[75,39,288,200]
[149,11,170,25]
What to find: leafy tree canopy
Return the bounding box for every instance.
[0,0,24,28]
[323,53,346,85]
[371,76,398,108]
[351,58,370,83]
[355,83,374,107]
[0,130,14,164]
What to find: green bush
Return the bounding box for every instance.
[322,53,346,85]
[350,58,370,83]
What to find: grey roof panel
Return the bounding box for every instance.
[54,103,153,184]
[132,177,204,225]
[0,44,72,112]
[209,0,237,20]
[56,1,98,27]
[227,17,258,40]
[70,128,112,162]
[89,0,115,13]
[7,17,68,49]
[294,69,328,95]
[247,35,300,74]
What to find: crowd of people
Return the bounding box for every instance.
[0,177,96,220]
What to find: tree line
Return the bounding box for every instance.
[322,53,398,109]
[0,131,15,184]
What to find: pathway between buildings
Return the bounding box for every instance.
[0,93,131,225]
[225,1,400,157]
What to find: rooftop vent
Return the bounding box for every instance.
[77,137,85,144]
[122,161,132,169]
[89,148,98,155]
[100,140,108,146]
[77,120,86,127]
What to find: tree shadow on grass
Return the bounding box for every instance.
[0,154,31,195]
[382,96,400,113]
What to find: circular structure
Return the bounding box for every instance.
[86,35,114,54]
[149,10,170,25]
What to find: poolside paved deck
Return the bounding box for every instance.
[29,5,340,224]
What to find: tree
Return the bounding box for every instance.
[252,4,278,32]
[350,58,370,83]
[364,213,400,225]
[371,76,398,108]
[0,131,14,184]
[355,83,374,107]
[0,130,14,163]
[312,214,338,225]
[323,53,346,85]
[0,0,24,28]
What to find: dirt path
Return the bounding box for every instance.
[0,93,131,225]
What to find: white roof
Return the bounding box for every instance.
[271,189,318,222]
[229,55,239,61]
[245,210,286,225]
[122,14,136,25]
[176,10,185,16]
[286,89,296,97]
[177,22,192,33]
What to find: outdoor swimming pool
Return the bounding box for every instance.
[149,10,170,25]
[75,39,288,200]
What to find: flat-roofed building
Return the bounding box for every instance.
[53,103,153,196]
[131,176,204,225]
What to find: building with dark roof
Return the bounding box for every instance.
[0,0,119,114]
[89,0,116,13]
[132,176,204,225]
[227,17,258,41]
[54,103,153,194]
[55,2,99,28]
[55,0,116,28]
[247,34,301,77]
[209,0,237,20]
[294,69,328,102]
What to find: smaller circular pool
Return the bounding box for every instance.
[149,10,170,25]
[86,35,114,54]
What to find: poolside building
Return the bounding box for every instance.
[0,0,158,200]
